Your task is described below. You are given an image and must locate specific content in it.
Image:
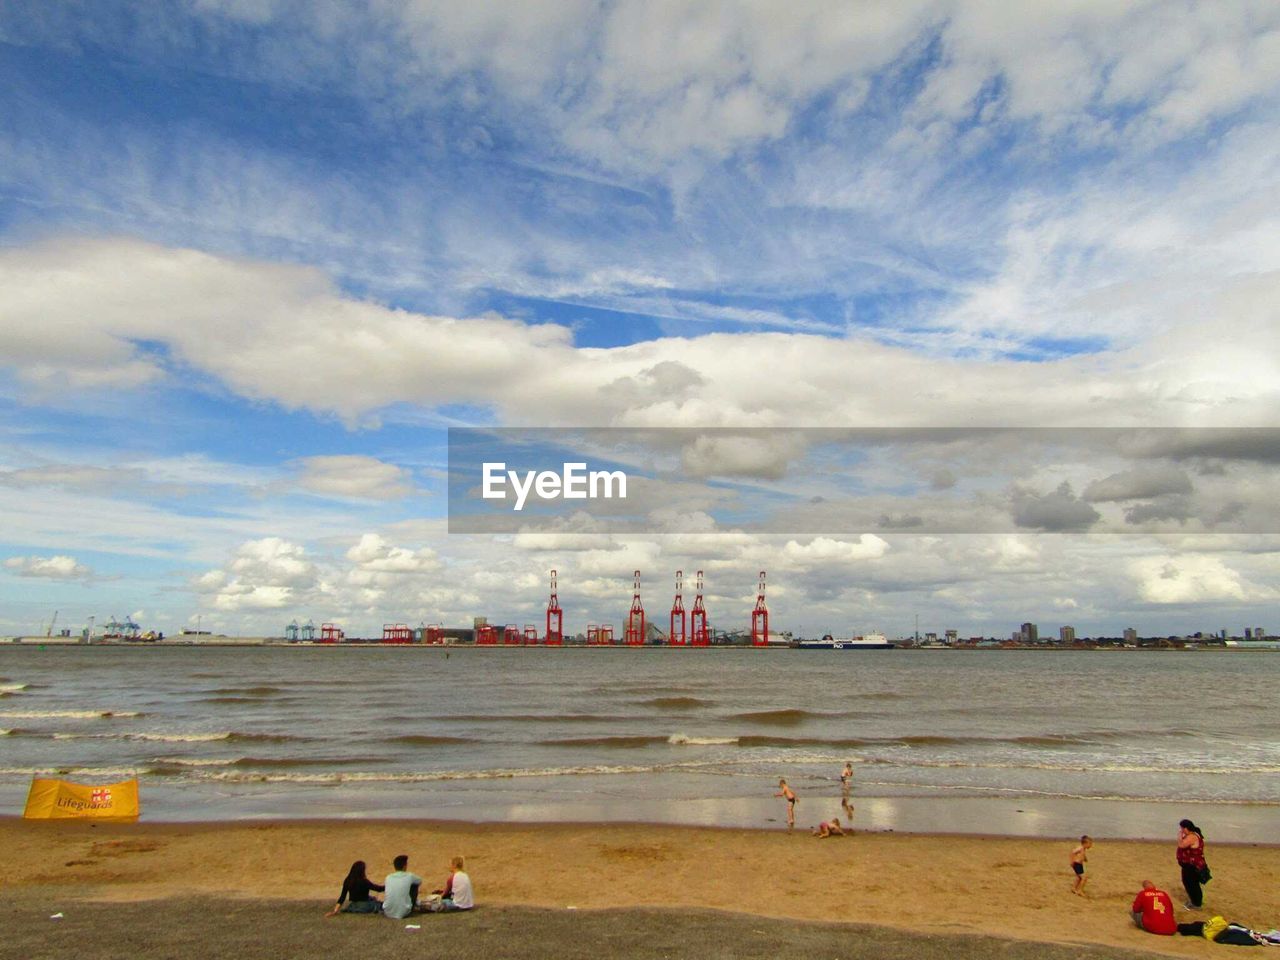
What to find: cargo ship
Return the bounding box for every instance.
[792,632,894,650]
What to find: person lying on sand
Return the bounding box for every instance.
[811,818,844,838]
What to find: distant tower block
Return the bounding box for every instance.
[690,569,709,646]
[625,569,646,646]
[751,570,769,647]
[669,570,687,646]
[545,569,563,645]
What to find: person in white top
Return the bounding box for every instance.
[429,856,474,911]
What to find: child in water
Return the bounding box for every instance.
[774,778,797,829]
[1070,835,1093,896]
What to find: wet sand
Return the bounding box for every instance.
[4,817,1277,959]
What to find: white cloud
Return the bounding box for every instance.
[1129,554,1270,604]
[5,237,1280,432]
[3,554,94,581]
[294,455,416,501]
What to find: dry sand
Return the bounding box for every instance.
[3,817,1277,959]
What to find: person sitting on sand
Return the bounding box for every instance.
[1069,835,1092,896]
[382,854,424,919]
[1131,880,1176,935]
[427,856,474,912]
[774,778,797,828]
[811,817,844,838]
[325,860,384,917]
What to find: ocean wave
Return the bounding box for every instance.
[417,713,620,724]
[148,755,389,772]
[729,709,840,725]
[737,735,871,749]
[383,735,477,746]
[538,735,671,749]
[668,734,740,746]
[636,697,713,709]
[0,683,29,693]
[0,709,141,719]
[198,695,302,705]
[149,757,237,767]
[137,731,302,744]
[192,763,671,785]
[206,686,287,697]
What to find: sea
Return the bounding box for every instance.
[1,646,1276,841]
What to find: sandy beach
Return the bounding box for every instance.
[4,817,1277,959]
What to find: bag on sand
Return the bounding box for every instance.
[1198,863,1212,884]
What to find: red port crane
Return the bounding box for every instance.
[545,569,563,645]
[751,570,769,647]
[690,570,709,646]
[625,569,646,646]
[669,569,687,646]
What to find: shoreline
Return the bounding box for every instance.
[6,816,1276,958]
[7,812,1280,849]
[5,788,1277,844]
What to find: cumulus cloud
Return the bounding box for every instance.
[194,537,317,611]
[1129,554,1269,604]
[3,554,95,581]
[1085,465,1194,502]
[294,455,416,501]
[1011,482,1101,532]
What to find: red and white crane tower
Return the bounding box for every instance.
[545,568,563,645]
[689,569,709,646]
[625,569,646,646]
[669,569,687,646]
[751,570,769,646]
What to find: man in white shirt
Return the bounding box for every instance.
[382,854,423,919]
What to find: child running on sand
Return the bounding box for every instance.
[775,778,797,829]
[1070,836,1093,896]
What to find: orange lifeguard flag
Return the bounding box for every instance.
[23,777,140,820]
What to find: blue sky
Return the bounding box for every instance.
[2,1,1280,638]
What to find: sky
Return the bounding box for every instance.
[2,1,1279,639]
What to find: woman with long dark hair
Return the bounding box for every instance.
[1176,819,1207,909]
[325,860,385,917]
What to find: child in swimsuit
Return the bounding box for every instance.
[1070,835,1093,896]
[812,817,844,838]
[775,778,797,828]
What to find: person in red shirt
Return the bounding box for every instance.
[1131,880,1177,935]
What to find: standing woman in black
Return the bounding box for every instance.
[1176,819,1206,909]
